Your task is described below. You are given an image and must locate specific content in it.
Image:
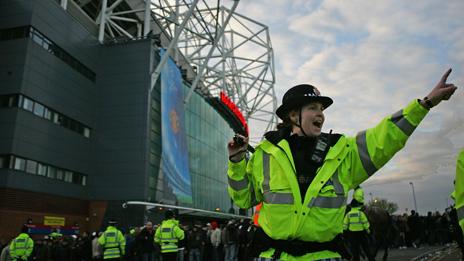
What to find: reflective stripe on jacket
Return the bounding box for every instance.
[154,219,185,253]
[228,99,428,260]
[98,226,126,259]
[343,207,370,232]
[9,233,34,259]
[455,149,464,234]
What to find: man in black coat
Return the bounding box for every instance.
[136,221,156,261]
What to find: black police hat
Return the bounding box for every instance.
[275,84,333,120]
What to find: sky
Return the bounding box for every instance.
[236,0,464,214]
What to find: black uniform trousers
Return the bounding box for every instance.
[161,252,178,261]
[346,231,375,261]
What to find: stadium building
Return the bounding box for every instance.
[0,0,276,239]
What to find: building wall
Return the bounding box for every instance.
[95,39,153,201]
[0,0,241,236]
[0,0,97,198]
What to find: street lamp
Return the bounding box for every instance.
[409,182,418,212]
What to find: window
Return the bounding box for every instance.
[37,163,47,176]
[44,107,52,120]
[22,97,33,112]
[0,26,29,41]
[2,94,92,138]
[8,95,19,107]
[0,155,7,168]
[47,166,57,179]
[64,171,73,183]
[56,169,64,180]
[33,102,45,117]
[13,157,26,171]
[53,113,60,124]
[83,127,90,138]
[25,160,37,174]
[2,154,88,186]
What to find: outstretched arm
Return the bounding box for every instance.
[345,69,458,189]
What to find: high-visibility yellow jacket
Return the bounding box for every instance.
[228,99,428,260]
[9,233,34,261]
[154,219,185,253]
[455,149,464,234]
[343,207,370,232]
[98,226,126,259]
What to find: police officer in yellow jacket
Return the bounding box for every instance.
[9,225,34,261]
[343,187,374,261]
[98,220,126,260]
[227,69,458,260]
[154,210,185,261]
[455,149,464,234]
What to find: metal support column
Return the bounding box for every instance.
[149,0,201,93]
[98,0,108,43]
[184,1,240,104]
[143,0,151,36]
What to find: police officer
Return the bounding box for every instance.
[9,225,34,261]
[154,210,185,261]
[455,149,464,234]
[344,187,374,261]
[98,220,126,260]
[227,69,458,260]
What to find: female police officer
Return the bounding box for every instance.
[227,69,457,260]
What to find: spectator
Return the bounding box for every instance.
[137,222,156,261]
[210,221,221,261]
[187,224,205,261]
[223,220,238,261]
[91,232,102,261]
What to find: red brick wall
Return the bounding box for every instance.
[0,188,107,242]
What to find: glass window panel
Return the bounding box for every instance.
[25,160,37,174]
[56,169,64,180]
[64,171,73,182]
[14,157,26,171]
[82,175,87,186]
[0,96,8,107]
[47,166,56,179]
[44,108,52,120]
[31,32,43,45]
[84,127,90,138]
[22,97,33,112]
[8,95,19,107]
[72,173,82,184]
[53,112,60,124]
[33,102,45,117]
[0,156,5,168]
[37,163,47,176]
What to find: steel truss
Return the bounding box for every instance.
[67,0,277,141]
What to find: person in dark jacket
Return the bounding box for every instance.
[187,225,205,261]
[136,222,156,261]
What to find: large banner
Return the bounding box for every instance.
[160,49,192,204]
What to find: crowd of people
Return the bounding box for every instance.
[390,208,463,249]
[1,206,464,261]
[0,216,256,261]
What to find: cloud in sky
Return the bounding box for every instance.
[237,0,464,213]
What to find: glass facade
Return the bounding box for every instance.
[149,79,235,212]
[183,84,235,211]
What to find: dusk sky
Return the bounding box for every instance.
[236,0,464,214]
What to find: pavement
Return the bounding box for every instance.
[375,244,462,261]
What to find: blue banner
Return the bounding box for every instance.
[160,49,192,204]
